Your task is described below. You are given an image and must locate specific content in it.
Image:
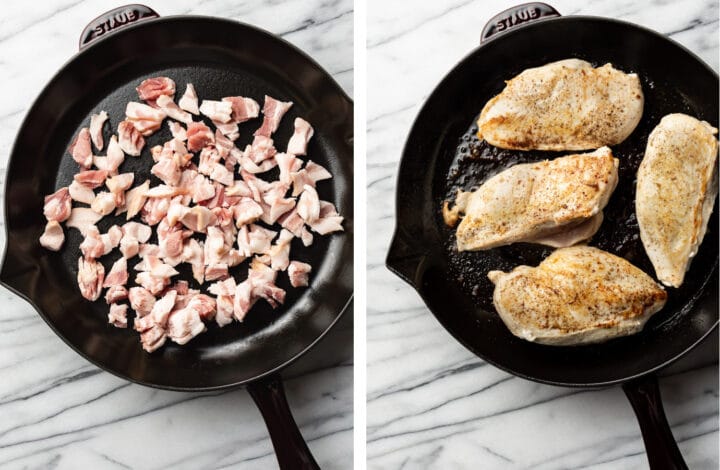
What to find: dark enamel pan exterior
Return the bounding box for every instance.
[1,15,353,392]
[387,15,718,389]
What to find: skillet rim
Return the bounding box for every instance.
[1,14,354,391]
[388,14,719,388]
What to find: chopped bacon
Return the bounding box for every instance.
[192,174,216,203]
[156,94,192,124]
[288,261,311,287]
[199,100,233,123]
[207,277,236,296]
[136,271,170,295]
[101,225,123,255]
[89,111,109,150]
[145,185,188,198]
[151,157,182,186]
[305,161,332,182]
[179,205,216,233]
[278,207,305,236]
[140,325,167,352]
[276,153,297,185]
[118,120,146,156]
[43,187,72,222]
[141,196,171,226]
[265,229,294,271]
[74,170,108,189]
[215,295,234,327]
[69,128,93,169]
[208,162,234,186]
[119,179,150,220]
[126,102,167,136]
[167,307,206,345]
[255,96,293,137]
[236,224,276,257]
[309,201,344,235]
[225,180,252,198]
[223,96,260,123]
[105,135,126,173]
[129,286,156,316]
[150,290,177,327]
[182,238,205,284]
[300,227,313,246]
[187,294,216,321]
[123,222,152,243]
[91,192,116,216]
[66,208,103,236]
[108,303,128,328]
[178,83,199,115]
[39,221,64,251]
[68,180,96,205]
[157,220,186,258]
[287,118,314,155]
[104,257,128,287]
[232,197,264,227]
[136,77,176,108]
[214,129,236,158]
[77,257,104,301]
[79,226,105,259]
[290,169,316,197]
[106,173,134,206]
[105,285,128,304]
[213,121,239,141]
[186,122,214,152]
[246,135,277,164]
[205,263,228,282]
[169,121,187,141]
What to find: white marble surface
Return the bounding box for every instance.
[0,1,352,469]
[367,0,718,468]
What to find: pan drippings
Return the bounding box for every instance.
[440,74,715,327]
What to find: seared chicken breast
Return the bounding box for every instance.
[448,147,618,251]
[477,59,643,150]
[636,113,719,287]
[488,246,667,345]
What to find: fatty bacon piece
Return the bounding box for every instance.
[119,221,152,259]
[103,257,129,287]
[222,96,260,123]
[118,120,145,156]
[74,170,108,189]
[287,118,314,155]
[105,173,134,206]
[136,77,176,108]
[108,303,128,328]
[77,257,104,301]
[233,260,286,321]
[178,83,199,115]
[89,111,109,151]
[254,95,293,137]
[66,208,103,236]
[186,122,215,152]
[93,135,126,175]
[39,221,65,251]
[288,261,312,287]
[199,100,233,123]
[125,102,167,136]
[43,187,71,222]
[118,179,150,220]
[68,128,92,170]
[129,286,156,317]
[156,94,193,124]
[167,303,207,345]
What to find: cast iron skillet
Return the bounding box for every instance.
[387,3,717,469]
[1,5,353,469]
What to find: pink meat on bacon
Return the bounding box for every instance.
[68,181,95,205]
[205,263,228,282]
[77,257,104,301]
[39,221,65,251]
[199,100,232,123]
[79,226,105,259]
[43,187,72,222]
[66,208,103,236]
[166,307,206,345]
[186,122,214,152]
[287,118,314,155]
[106,135,126,173]
[222,96,260,123]
[305,161,332,182]
[118,120,146,156]
[151,158,182,186]
[105,285,128,304]
[136,77,176,107]
[108,303,128,328]
[74,170,108,189]
[288,261,312,287]
[91,192,116,216]
[246,135,277,164]
[89,111,109,151]
[69,128,93,169]
[156,94,192,124]
[103,257,128,287]
[125,102,167,136]
[129,286,156,316]
[178,83,199,115]
[105,173,134,206]
[254,95,293,137]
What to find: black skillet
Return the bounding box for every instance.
[386,3,718,468]
[1,5,353,469]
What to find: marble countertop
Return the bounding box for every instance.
[367,0,718,468]
[0,1,352,469]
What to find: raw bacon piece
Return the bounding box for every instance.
[156,94,192,124]
[105,285,128,304]
[145,185,188,198]
[246,135,277,164]
[140,325,167,353]
[108,303,128,328]
[136,271,169,295]
[79,226,105,259]
[106,173,135,206]
[186,122,214,152]
[187,294,216,321]
[215,295,234,327]
[141,197,171,226]
[297,184,320,223]
[300,227,313,246]
[278,207,305,237]
[265,229,294,271]
[288,261,311,287]
[207,277,236,296]
[208,163,234,186]
[290,169,315,197]
[199,100,233,123]
[69,128,93,169]
[309,201,345,235]
[74,170,108,189]
[192,174,216,203]
[223,96,260,123]
[129,286,156,316]
[276,153,297,185]
[167,307,206,345]
[120,180,150,220]
[213,121,239,141]
[205,264,228,282]
[305,161,332,182]
[39,221,64,251]
[43,187,71,222]
[182,238,205,284]
[126,102,167,136]
[287,118,314,155]
[91,192,116,216]
[68,180,96,205]
[89,111,109,150]
[66,208,103,236]
[118,120,146,156]
[178,83,199,115]
[254,96,293,137]
[151,290,178,327]
[123,222,152,243]
[136,77,176,107]
[232,197,264,227]
[179,205,216,233]
[105,135,126,174]
[151,158,181,186]
[103,257,128,287]
[77,257,104,301]
[169,121,187,141]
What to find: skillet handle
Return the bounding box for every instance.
[480,2,560,43]
[247,374,320,470]
[386,230,425,287]
[79,4,159,50]
[622,375,688,470]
